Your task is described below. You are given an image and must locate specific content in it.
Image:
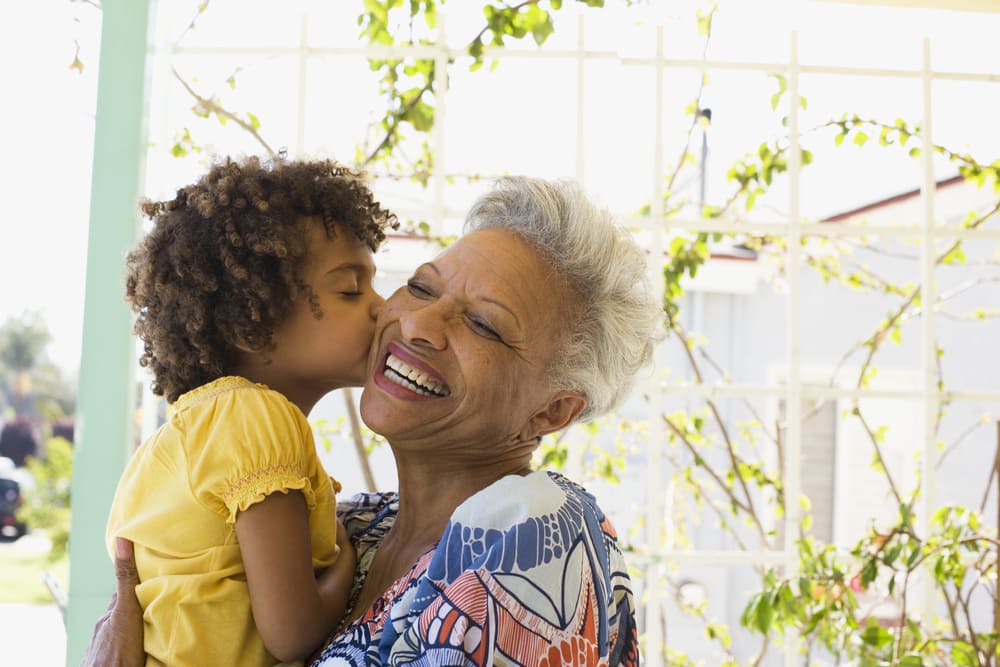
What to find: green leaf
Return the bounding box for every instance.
[940,245,967,265]
[422,0,437,29]
[753,595,774,634]
[950,643,977,667]
[469,37,484,61]
[860,624,893,647]
[523,5,554,46]
[246,112,261,131]
[853,131,869,147]
[803,607,826,634]
[899,656,925,667]
[408,100,434,131]
[695,10,712,36]
[860,558,878,589]
[770,74,786,111]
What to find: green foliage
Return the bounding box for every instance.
[313,416,387,456]
[533,416,638,485]
[17,437,74,563]
[740,500,998,666]
[357,0,601,180]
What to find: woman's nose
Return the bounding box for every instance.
[399,301,448,350]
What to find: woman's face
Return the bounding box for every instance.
[360,227,585,452]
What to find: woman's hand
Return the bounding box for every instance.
[80,538,145,667]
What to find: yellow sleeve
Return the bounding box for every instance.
[181,383,324,525]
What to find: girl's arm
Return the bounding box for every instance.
[236,490,356,663]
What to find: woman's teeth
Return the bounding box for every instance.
[384,354,450,397]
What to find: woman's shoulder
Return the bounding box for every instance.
[426,471,620,581]
[451,470,608,531]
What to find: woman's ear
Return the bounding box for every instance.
[522,391,588,441]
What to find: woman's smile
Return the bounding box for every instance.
[373,343,452,400]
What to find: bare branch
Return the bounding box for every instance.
[360,79,434,167]
[663,414,754,519]
[175,0,213,45]
[852,406,905,507]
[664,6,717,198]
[670,321,767,542]
[171,68,276,157]
[936,417,989,471]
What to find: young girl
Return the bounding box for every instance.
[105,156,396,666]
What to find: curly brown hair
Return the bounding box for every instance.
[126,155,397,403]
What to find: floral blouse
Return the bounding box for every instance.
[310,471,639,667]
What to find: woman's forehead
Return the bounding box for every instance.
[434,229,542,284]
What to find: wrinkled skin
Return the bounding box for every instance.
[81,538,144,667]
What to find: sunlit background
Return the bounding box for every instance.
[1,0,998,665]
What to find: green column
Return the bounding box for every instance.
[65,1,152,664]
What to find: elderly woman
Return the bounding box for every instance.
[87,176,661,667]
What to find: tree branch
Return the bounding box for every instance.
[171,68,276,157]
[663,416,751,516]
[670,321,768,542]
[852,406,905,507]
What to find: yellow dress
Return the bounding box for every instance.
[106,376,340,667]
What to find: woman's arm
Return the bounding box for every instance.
[236,490,356,663]
[81,538,146,667]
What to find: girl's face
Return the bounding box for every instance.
[250,219,382,414]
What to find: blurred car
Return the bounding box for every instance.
[0,456,28,540]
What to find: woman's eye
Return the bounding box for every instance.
[340,291,361,298]
[407,281,432,297]
[469,317,501,341]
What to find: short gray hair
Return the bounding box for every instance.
[464,176,664,421]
